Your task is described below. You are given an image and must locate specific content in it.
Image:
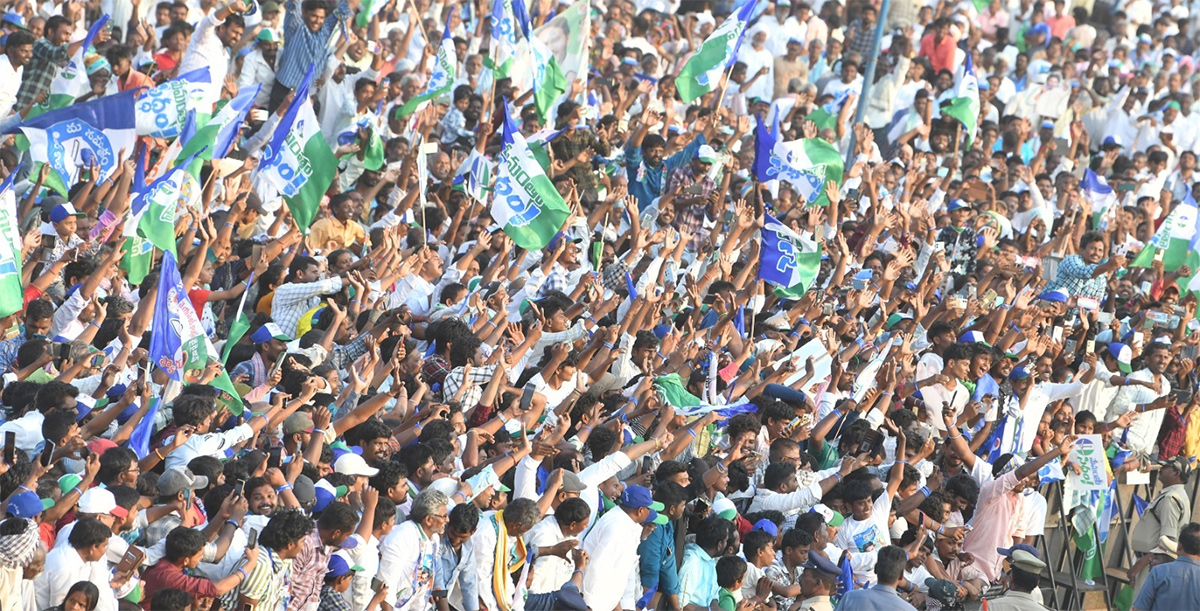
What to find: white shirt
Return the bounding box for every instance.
[525,516,577,595]
[747,481,823,516]
[996,381,1085,456]
[49,290,90,342]
[0,411,44,457]
[344,533,382,611]
[378,521,440,611]
[34,547,117,611]
[835,491,892,583]
[178,12,230,91]
[237,48,276,107]
[1106,369,1170,455]
[163,423,255,470]
[0,58,22,118]
[579,508,644,611]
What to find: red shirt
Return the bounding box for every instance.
[141,560,221,610]
[919,33,957,74]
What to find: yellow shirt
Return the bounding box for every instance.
[307,217,366,252]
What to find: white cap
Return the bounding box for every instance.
[334,453,380,477]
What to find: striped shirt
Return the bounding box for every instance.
[221,547,292,611]
[289,528,332,611]
[275,0,352,89]
[15,38,70,110]
[270,277,344,338]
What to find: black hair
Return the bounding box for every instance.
[655,460,689,485]
[172,394,216,428]
[448,502,481,535]
[1010,566,1041,591]
[41,410,78,444]
[373,497,397,530]
[653,481,688,509]
[742,530,775,559]
[842,480,873,504]
[556,497,590,526]
[5,29,33,49]
[260,509,315,550]
[187,456,223,492]
[794,512,825,537]
[164,527,207,562]
[781,528,813,550]
[694,516,728,551]
[62,582,100,611]
[1181,522,1200,555]
[108,486,140,514]
[150,588,193,611]
[369,461,409,496]
[876,545,908,583]
[68,518,111,549]
[716,555,747,588]
[35,381,78,414]
[318,501,359,533]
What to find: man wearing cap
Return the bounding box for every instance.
[1105,341,1174,456]
[231,322,292,389]
[580,485,668,611]
[793,553,838,611]
[51,488,131,564]
[320,551,388,611]
[1130,456,1192,590]
[48,241,122,343]
[144,466,215,546]
[1134,522,1200,611]
[664,144,721,254]
[988,549,1048,611]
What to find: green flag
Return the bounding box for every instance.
[1130,198,1199,272]
[654,373,703,408]
[0,169,23,318]
[531,37,567,125]
[941,53,980,147]
[675,0,755,102]
[398,12,457,117]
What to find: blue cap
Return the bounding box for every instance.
[1103,135,1123,148]
[947,199,969,212]
[325,552,364,578]
[1009,366,1031,381]
[1037,289,1069,303]
[997,544,1040,558]
[1028,22,1050,38]
[959,331,991,346]
[7,491,42,518]
[1,12,27,28]
[619,485,667,524]
[250,322,292,344]
[49,203,85,224]
[752,519,779,537]
[546,232,581,251]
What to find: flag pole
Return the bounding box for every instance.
[713,61,738,111]
[842,0,892,168]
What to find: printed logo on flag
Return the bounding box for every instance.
[766,158,826,201]
[137,82,190,139]
[265,119,315,197]
[46,118,118,184]
[492,173,541,227]
[157,286,206,375]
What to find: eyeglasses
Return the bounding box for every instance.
[432,513,448,520]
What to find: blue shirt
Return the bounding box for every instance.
[677,544,718,608]
[435,535,480,611]
[276,0,351,88]
[837,585,918,611]
[1133,556,1200,611]
[637,519,679,595]
[624,136,706,211]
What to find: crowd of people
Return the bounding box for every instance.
[0,0,1195,608]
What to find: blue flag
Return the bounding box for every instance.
[733,306,746,338]
[752,113,776,183]
[983,416,1007,463]
[129,398,160,459]
[760,214,822,297]
[636,583,658,611]
[836,553,855,600]
[1132,493,1149,517]
[625,272,639,300]
[149,250,212,380]
[10,88,138,186]
[210,84,261,159]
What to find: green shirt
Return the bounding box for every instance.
[718,588,737,611]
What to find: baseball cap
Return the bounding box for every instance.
[925,578,963,607]
[1103,135,1123,149]
[697,145,720,163]
[158,467,209,497]
[465,465,511,501]
[560,471,587,492]
[751,519,779,537]
[49,203,86,224]
[811,503,845,527]
[313,479,350,513]
[1037,289,1069,303]
[58,473,82,495]
[334,453,379,477]
[1009,365,1031,381]
[2,13,27,29]
[250,322,292,344]
[946,199,969,212]
[292,475,316,506]
[959,331,991,346]
[284,412,315,435]
[712,497,738,521]
[325,552,364,579]
[997,543,1040,559]
[619,485,668,524]
[256,28,280,43]
[7,491,42,519]
[1108,343,1133,374]
[546,232,583,251]
[260,0,281,12]
[79,488,128,519]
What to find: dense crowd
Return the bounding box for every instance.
[0,0,1196,609]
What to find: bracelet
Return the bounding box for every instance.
[947,431,962,440]
[350,299,360,305]
[603,343,615,349]
[834,473,843,483]
[415,422,424,430]
[588,316,598,325]
[224,222,234,228]
[225,519,240,529]
[276,484,292,493]
[581,425,593,433]
[937,524,945,535]
[154,448,165,460]
[312,429,325,435]
[896,460,907,465]
[236,568,248,580]
[688,429,697,438]
[920,486,931,497]
[451,491,466,501]
[72,487,83,496]
[715,462,727,473]
[573,569,584,576]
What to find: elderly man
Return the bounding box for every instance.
[472,498,541,611]
[378,489,450,611]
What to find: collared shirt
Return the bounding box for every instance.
[222,547,292,611]
[178,12,230,88]
[378,521,439,611]
[1043,254,1109,300]
[1131,484,1191,554]
[1133,556,1200,611]
[15,38,69,110]
[963,469,1023,582]
[276,0,351,89]
[525,517,576,595]
[442,364,498,407]
[764,555,802,610]
[435,533,478,611]
[0,332,28,373]
[141,560,221,609]
[34,546,117,611]
[318,584,352,611]
[237,48,276,106]
[289,528,332,611]
[836,584,918,611]
[164,423,255,471]
[580,508,643,611]
[986,589,1048,611]
[678,544,719,608]
[307,217,366,252]
[271,277,345,338]
[795,595,834,611]
[0,58,23,117]
[748,481,823,516]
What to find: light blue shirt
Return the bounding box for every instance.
[1133,556,1200,611]
[837,585,918,611]
[436,535,479,611]
[678,544,719,608]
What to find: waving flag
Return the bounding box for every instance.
[490,0,530,79]
[530,36,567,124]
[135,67,213,139]
[942,52,981,147]
[452,148,493,203]
[45,15,111,109]
[759,214,821,298]
[675,0,756,102]
[129,398,160,459]
[490,100,570,250]
[150,250,211,381]
[179,83,261,163]
[132,148,207,256]
[259,67,337,232]
[635,583,658,611]
[1131,191,1198,272]
[733,306,746,338]
[12,88,137,188]
[836,553,855,601]
[765,138,839,205]
[1081,169,1118,228]
[0,165,23,318]
[399,10,457,117]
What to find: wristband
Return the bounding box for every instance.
[72,487,83,496]
[224,222,234,228]
[920,486,931,497]
[937,524,945,535]
[715,462,727,473]
[573,569,584,576]
[276,484,292,493]
[451,491,466,501]
[225,519,240,529]
[236,568,248,580]
[603,343,615,350]
[581,425,593,433]
[415,422,424,430]
[312,429,325,435]
[834,473,843,483]
[688,429,697,438]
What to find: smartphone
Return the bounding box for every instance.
[113,546,145,581]
[694,497,710,516]
[371,577,385,592]
[932,241,946,253]
[246,528,258,549]
[1154,248,1165,262]
[39,440,55,468]
[981,289,999,308]
[1052,326,1063,342]
[1133,331,1144,346]
[183,489,192,512]
[1097,311,1114,324]
[234,479,245,498]
[270,351,287,377]
[1078,297,1100,311]
[1064,338,1077,354]
[860,430,886,456]
[1086,339,1096,353]
[519,383,536,412]
[267,447,283,469]
[4,431,15,466]
[57,343,71,360]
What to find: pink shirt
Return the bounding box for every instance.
[962,469,1021,582]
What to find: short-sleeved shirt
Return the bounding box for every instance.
[1132,556,1200,611]
[141,560,220,609]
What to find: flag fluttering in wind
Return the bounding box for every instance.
[759,214,821,298]
[135,67,213,139]
[258,66,337,232]
[399,10,457,117]
[489,100,570,250]
[1130,190,1198,272]
[942,52,981,147]
[490,0,530,80]
[0,165,24,318]
[45,15,111,110]
[11,88,138,188]
[675,0,756,102]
